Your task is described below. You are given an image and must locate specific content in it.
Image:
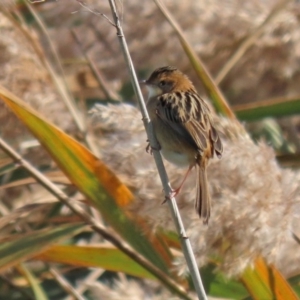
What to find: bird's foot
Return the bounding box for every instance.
[162,186,181,204]
[146,141,152,154]
[146,140,161,155]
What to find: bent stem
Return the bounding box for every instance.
[107,0,207,299]
[0,137,190,300]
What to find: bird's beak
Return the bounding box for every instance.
[139,79,160,97]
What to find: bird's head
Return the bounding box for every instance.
[141,66,195,97]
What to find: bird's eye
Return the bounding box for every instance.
[159,80,166,87]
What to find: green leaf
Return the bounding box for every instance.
[0,224,84,272]
[201,264,248,299]
[18,264,48,300]
[233,95,300,121]
[241,257,299,300]
[36,245,156,280]
[288,274,300,296]
[248,118,295,153]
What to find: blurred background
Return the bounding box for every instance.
[0,0,300,299]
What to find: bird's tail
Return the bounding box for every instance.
[195,165,210,224]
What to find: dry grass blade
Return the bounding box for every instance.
[215,0,292,84]
[24,1,66,87]
[0,203,52,230]
[0,157,13,168]
[5,5,100,156]
[2,11,82,127]
[50,267,86,300]
[65,269,104,300]
[72,29,121,102]
[0,170,71,190]
[153,0,235,120]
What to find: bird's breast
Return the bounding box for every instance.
[153,119,196,167]
[146,95,198,167]
[160,148,190,167]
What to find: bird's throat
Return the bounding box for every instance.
[146,85,162,98]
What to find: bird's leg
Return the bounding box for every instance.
[171,165,193,196]
[163,165,193,203]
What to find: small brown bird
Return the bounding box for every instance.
[142,66,223,224]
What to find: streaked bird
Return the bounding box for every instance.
[142,66,223,224]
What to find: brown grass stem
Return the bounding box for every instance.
[71,29,121,102]
[49,267,86,300]
[4,6,100,156]
[0,137,192,300]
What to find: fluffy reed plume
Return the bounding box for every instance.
[91,103,300,276]
[37,0,300,104]
[0,11,76,164]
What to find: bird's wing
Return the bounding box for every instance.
[156,92,222,157]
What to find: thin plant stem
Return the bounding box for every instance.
[17,264,48,300]
[71,29,121,102]
[50,267,86,300]
[65,269,104,300]
[106,0,207,299]
[24,1,66,87]
[7,5,100,156]
[6,7,103,232]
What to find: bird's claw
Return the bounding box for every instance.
[145,140,161,155]
[146,142,152,154]
[162,188,179,204]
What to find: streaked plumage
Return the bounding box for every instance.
[143,66,222,224]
